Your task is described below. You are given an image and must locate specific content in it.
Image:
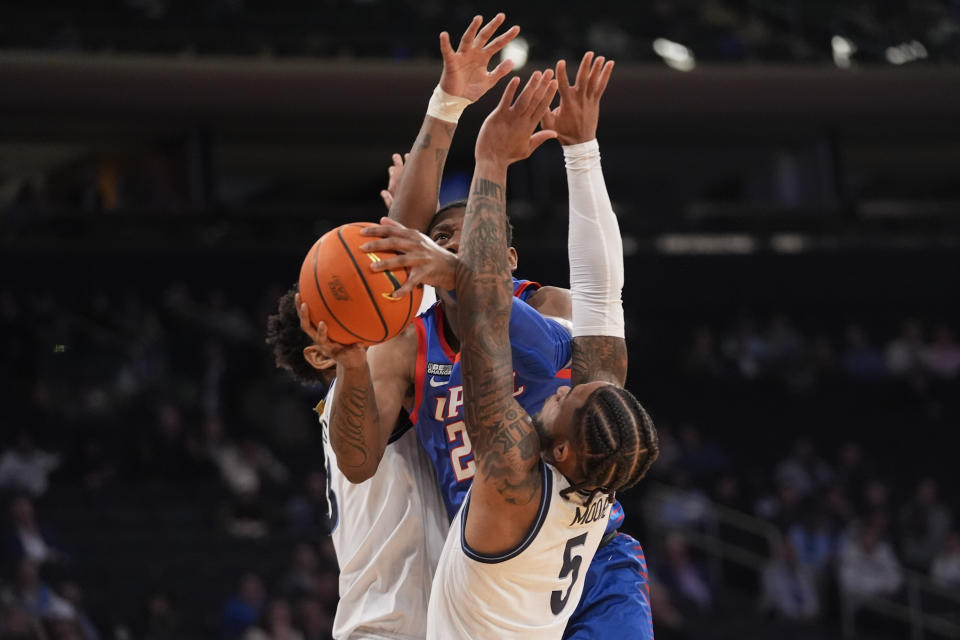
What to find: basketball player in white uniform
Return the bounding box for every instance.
[422,63,658,639]
[267,287,448,640]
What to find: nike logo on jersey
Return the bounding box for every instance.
[429,376,449,388]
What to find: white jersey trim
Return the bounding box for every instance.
[459,459,553,564]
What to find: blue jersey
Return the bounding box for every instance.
[563,532,654,639]
[410,278,567,518]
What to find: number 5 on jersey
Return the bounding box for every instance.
[551,533,588,614]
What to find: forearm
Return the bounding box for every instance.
[387,114,457,232]
[565,139,628,384]
[329,361,384,483]
[456,160,519,451]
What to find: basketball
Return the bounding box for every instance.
[298,222,423,346]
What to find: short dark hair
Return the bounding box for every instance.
[430,199,514,247]
[563,385,659,503]
[265,287,326,386]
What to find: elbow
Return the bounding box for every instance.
[338,461,375,485]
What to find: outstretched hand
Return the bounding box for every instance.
[361,217,457,297]
[439,13,520,102]
[294,292,367,367]
[475,70,559,166]
[541,52,614,146]
[379,152,409,209]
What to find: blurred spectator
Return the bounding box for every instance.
[677,425,727,482]
[683,327,724,377]
[0,604,44,640]
[14,558,73,620]
[214,435,289,496]
[223,573,266,640]
[222,490,271,539]
[280,544,321,600]
[721,318,767,378]
[296,597,332,640]
[930,531,960,588]
[834,443,869,502]
[657,533,713,613]
[5,496,63,567]
[899,477,952,569]
[243,599,303,640]
[0,433,61,497]
[788,510,839,572]
[286,472,332,535]
[659,470,710,529]
[775,438,833,498]
[920,324,960,378]
[140,590,178,640]
[57,581,100,640]
[842,325,886,379]
[859,479,892,525]
[838,524,903,600]
[885,320,925,377]
[761,539,820,620]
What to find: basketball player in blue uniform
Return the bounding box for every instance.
[360,43,655,638]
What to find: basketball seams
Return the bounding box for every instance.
[311,235,374,344]
[337,226,390,343]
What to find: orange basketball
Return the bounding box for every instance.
[298,222,423,346]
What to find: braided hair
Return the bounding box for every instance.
[265,287,327,386]
[561,385,658,504]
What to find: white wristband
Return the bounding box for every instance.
[426,85,473,123]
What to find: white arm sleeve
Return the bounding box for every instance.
[564,139,625,338]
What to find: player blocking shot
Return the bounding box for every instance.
[425,70,659,638]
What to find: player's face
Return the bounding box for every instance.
[428,207,465,254]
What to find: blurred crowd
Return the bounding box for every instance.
[0,282,957,639]
[682,316,960,386]
[2,0,959,64]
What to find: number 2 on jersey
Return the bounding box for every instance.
[445,420,475,482]
[550,533,588,614]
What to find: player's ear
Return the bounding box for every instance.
[551,440,571,464]
[507,247,518,271]
[303,345,336,372]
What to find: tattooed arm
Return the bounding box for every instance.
[297,296,416,483]
[387,14,518,232]
[456,71,558,554]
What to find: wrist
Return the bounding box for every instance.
[561,138,600,155]
[427,85,473,124]
[473,157,510,175]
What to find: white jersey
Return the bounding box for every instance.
[427,460,610,640]
[320,380,449,640]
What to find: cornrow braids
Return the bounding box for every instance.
[265,287,327,387]
[560,385,659,504]
[430,199,515,246]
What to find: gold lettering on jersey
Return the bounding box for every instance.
[570,498,609,526]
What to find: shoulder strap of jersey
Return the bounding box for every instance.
[410,316,428,425]
[459,459,553,564]
[512,278,541,301]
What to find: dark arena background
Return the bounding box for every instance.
[2,2,960,639]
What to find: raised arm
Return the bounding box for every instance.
[542,52,625,386]
[295,295,415,483]
[456,71,557,552]
[387,13,518,232]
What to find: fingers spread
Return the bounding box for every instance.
[587,56,606,96]
[488,58,515,85]
[532,78,559,120]
[555,59,572,98]
[575,51,594,88]
[475,12,505,47]
[484,24,520,54]
[439,31,455,59]
[593,60,615,98]
[459,15,482,50]
[512,70,543,113]
[498,76,522,109]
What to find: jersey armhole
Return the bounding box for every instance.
[409,317,428,424]
[459,460,553,564]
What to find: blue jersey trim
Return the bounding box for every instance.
[460,459,552,564]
